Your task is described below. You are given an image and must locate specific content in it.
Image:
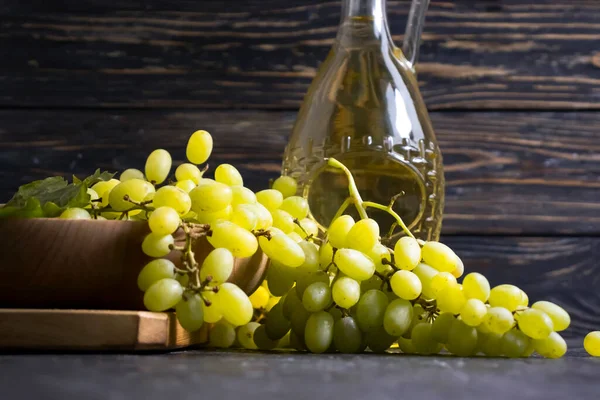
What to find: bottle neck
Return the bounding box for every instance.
[338,0,392,45]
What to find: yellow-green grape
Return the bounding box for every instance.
[327,215,355,249]
[230,204,258,231]
[237,322,260,349]
[197,178,215,186]
[108,179,155,212]
[333,316,364,354]
[143,278,183,312]
[294,218,318,239]
[516,308,554,339]
[175,179,197,193]
[153,186,192,216]
[145,149,172,184]
[430,272,457,298]
[148,207,180,235]
[390,270,422,301]
[202,291,222,323]
[141,233,174,257]
[437,284,466,314]
[421,241,457,273]
[259,231,305,268]
[217,282,253,326]
[175,294,204,332]
[120,168,145,182]
[584,331,600,357]
[501,329,531,358]
[451,254,465,278]
[462,272,491,302]
[334,249,375,281]
[368,243,392,274]
[397,337,417,354]
[482,306,515,334]
[272,209,295,233]
[411,323,443,355]
[280,196,309,220]
[189,181,232,213]
[255,189,283,211]
[478,331,503,357]
[86,188,99,207]
[249,286,270,309]
[532,301,570,331]
[446,319,478,357]
[412,262,439,299]
[207,220,258,258]
[533,331,567,359]
[298,240,319,270]
[302,281,332,312]
[209,320,236,348]
[215,164,243,186]
[265,294,280,312]
[332,276,361,309]
[231,185,256,206]
[91,179,120,207]
[489,284,524,312]
[356,290,389,333]
[196,206,232,224]
[186,130,213,165]
[253,202,273,230]
[200,248,234,284]
[272,176,297,198]
[383,298,414,337]
[394,237,421,271]
[175,163,203,184]
[431,312,455,343]
[288,232,303,242]
[137,259,176,291]
[460,298,487,327]
[59,208,91,220]
[345,218,379,254]
[305,311,334,354]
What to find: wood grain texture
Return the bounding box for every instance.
[1,0,600,109]
[1,109,599,235]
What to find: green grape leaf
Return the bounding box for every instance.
[79,169,116,188]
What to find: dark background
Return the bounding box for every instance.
[1,0,599,336]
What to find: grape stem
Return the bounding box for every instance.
[327,158,368,220]
[363,201,415,239]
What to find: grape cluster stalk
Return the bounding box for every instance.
[9,129,600,358]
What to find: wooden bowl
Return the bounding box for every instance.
[0,218,269,310]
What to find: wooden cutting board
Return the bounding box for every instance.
[0,309,209,351]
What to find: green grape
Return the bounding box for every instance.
[256,189,283,211]
[488,284,524,312]
[304,311,334,354]
[142,233,174,257]
[148,206,181,235]
[403,304,425,339]
[366,326,396,353]
[137,259,176,291]
[272,176,298,198]
[516,308,554,339]
[334,248,375,281]
[196,206,232,224]
[282,289,302,319]
[200,248,234,284]
[446,319,478,357]
[175,294,205,332]
[302,281,332,312]
[383,298,413,337]
[452,254,465,278]
[411,323,443,355]
[231,185,257,206]
[390,270,422,301]
[462,272,491,302]
[421,241,457,273]
[86,187,99,205]
[272,209,295,233]
[356,289,389,332]
[501,329,531,358]
[145,149,172,184]
[437,284,466,314]
[298,240,319,271]
[345,218,379,254]
[265,302,291,340]
[482,307,515,334]
[460,298,487,327]
[397,337,417,354]
[120,168,145,182]
[332,276,361,309]
[189,182,232,213]
[208,220,258,258]
[478,331,503,357]
[412,262,438,299]
[209,320,236,348]
[217,282,254,326]
[230,204,258,231]
[153,186,192,216]
[108,179,155,212]
[584,331,600,357]
[431,312,455,344]
[254,324,279,350]
[287,232,303,242]
[237,322,260,349]
[175,163,203,184]
[531,301,570,332]
[368,243,392,274]
[430,272,457,298]
[143,278,183,312]
[280,196,309,220]
[278,331,291,349]
[533,331,567,359]
[333,316,363,353]
[295,268,329,298]
[175,180,196,193]
[215,164,243,186]
[329,307,343,322]
[253,202,273,230]
[294,218,319,239]
[91,179,120,207]
[176,273,190,287]
[319,242,334,269]
[394,237,421,271]
[186,130,213,165]
[259,231,305,267]
[290,304,310,336]
[327,215,355,249]
[249,286,270,309]
[59,208,91,220]
[290,331,306,351]
[266,261,296,296]
[360,274,383,293]
[202,291,222,323]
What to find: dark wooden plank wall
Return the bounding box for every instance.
[1,0,599,333]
